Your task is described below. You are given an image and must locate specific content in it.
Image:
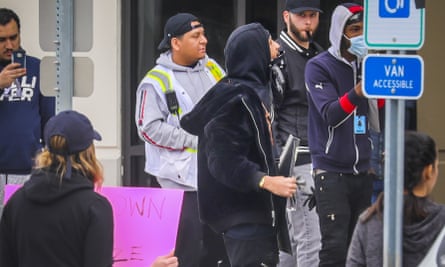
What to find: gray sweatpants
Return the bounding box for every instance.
[278,163,321,267]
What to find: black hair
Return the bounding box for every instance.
[0,8,20,32]
[362,131,437,224]
[404,131,437,191]
[403,131,437,224]
[0,8,20,31]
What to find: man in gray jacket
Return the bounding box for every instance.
[135,13,226,267]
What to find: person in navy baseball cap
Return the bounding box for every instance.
[157,13,203,51]
[285,0,322,14]
[0,109,114,267]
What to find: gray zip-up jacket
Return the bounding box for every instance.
[135,51,223,190]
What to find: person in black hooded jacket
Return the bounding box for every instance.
[181,23,297,267]
[0,110,113,267]
[0,110,179,267]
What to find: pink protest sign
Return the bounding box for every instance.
[4,185,19,203]
[4,185,184,267]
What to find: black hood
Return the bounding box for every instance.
[23,169,94,204]
[181,80,260,137]
[181,23,273,137]
[224,23,272,107]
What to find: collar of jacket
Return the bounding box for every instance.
[279,30,304,53]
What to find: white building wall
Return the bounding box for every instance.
[3,0,122,186]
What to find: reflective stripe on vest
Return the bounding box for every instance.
[146,61,224,115]
[206,60,224,82]
[147,69,183,115]
[185,147,197,153]
[146,69,172,93]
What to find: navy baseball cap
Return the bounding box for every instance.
[285,0,323,13]
[158,13,202,50]
[44,110,102,155]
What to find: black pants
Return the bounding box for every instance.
[175,191,229,267]
[222,223,279,267]
[313,172,373,267]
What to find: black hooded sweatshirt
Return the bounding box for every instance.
[0,169,114,267]
[181,23,289,247]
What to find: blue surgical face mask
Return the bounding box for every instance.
[344,34,367,59]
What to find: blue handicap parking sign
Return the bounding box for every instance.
[379,0,410,18]
[362,55,424,99]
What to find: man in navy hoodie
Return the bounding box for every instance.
[305,3,383,266]
[0,8,55,215]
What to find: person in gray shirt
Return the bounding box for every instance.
[347,131,445,267]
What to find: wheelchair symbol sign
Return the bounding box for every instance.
[379,0,409,18]
[364,0,424,50]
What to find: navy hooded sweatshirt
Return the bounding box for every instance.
[304,4,377,174]
[0,55,55,174]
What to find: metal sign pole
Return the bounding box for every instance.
[364,1,425,265]
[383,98,405,267]
[55,0,74,112]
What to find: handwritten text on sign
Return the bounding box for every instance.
[4,185,184,267]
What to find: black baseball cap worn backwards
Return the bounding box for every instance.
[158,13,203,50]
[285,0,323,13]
[44,110,102,156]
